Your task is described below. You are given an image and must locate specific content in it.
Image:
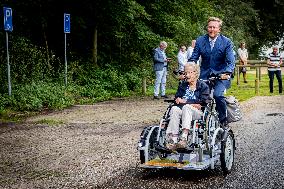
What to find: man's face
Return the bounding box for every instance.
[181,46,186,52]
[207,21,220,39]
[273,48,278,54]
[191,40,196,48]
[160,44,167,50]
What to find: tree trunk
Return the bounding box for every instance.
[93,28,98,66]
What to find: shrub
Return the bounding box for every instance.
[6,82,75,111]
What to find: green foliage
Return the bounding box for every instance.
[5,82,75,111]
[73,64,143,98]
[0,94,6,112]
[0,65,146,112]
[211,0,260,55]
[253,0,284,47]
[1,0,284,114]
[0,36,62,90]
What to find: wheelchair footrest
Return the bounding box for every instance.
[154,143,194,154]
[154,143,172,153]
[176,147,194,153]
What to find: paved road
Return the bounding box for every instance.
[96,96,284,189]
[0,96,283,189]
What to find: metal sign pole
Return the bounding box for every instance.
[64,13,70,86]
[4,7,13,96]
[6,32,11,96]
[64,33,67,86]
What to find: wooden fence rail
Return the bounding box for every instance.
[142,60,282,95]
[235,60,284,94]
[235,65,263,95]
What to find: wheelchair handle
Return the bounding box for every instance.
[164,99,175,103]
[164,99,208,105]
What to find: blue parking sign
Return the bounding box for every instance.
[3,7,13,32]
[64,13,70,33]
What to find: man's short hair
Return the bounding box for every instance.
[240,42,246,47]
[207,17,223,27]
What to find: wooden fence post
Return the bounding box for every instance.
[142,77,147,95]
[259,66,262,81]
[255,67,260,95]
[236,65,240,85]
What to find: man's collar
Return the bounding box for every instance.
[209,35,219,43]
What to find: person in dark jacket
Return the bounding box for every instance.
[165,63,210,150]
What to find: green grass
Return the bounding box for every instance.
[145,70,283,102]
[228,72,283,102]
[0,109,37,123]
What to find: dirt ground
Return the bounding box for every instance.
[0,95,284,188]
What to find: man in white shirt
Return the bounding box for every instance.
[187,40,196,60]
[237,42,248,83]
[177,45,187,72]
[187,40,200,65]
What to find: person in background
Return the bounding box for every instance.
[267,46,283,94]
[187,40,200,65]
[237,42,248,83]
[176,45,187,80]
[153,41,172,99]
[189,17,235,127]
[187,40,196,60]
[165,63,210,150]
[177,45,188,72]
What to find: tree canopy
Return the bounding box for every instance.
[0,0,283,83]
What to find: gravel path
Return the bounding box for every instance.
[0,95,283,189]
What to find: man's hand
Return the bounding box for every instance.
[220,74,231,80]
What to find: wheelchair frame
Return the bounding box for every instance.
[137,78,236,175]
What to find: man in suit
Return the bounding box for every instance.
[189,17,235,127]
[153,41,171,99]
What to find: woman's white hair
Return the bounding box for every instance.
[184,63,200,78]
[160,41,168,47]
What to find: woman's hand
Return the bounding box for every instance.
[175,97,186,104]
[192,104,201,110]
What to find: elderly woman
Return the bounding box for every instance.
[166,63,210,150]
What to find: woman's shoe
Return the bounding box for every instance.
[165,139,176,151]
[176,137,188,149]
[166,142,176,151]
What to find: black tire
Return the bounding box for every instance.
[220,130,235,175]
[140,126,159,163]
[140,150,146,164]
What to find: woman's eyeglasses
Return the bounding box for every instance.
[184,71,196,75]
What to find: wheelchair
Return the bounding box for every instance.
[137,77,236,175]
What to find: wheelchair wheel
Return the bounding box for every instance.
[140,126,159,163]
[220,130,235,175]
